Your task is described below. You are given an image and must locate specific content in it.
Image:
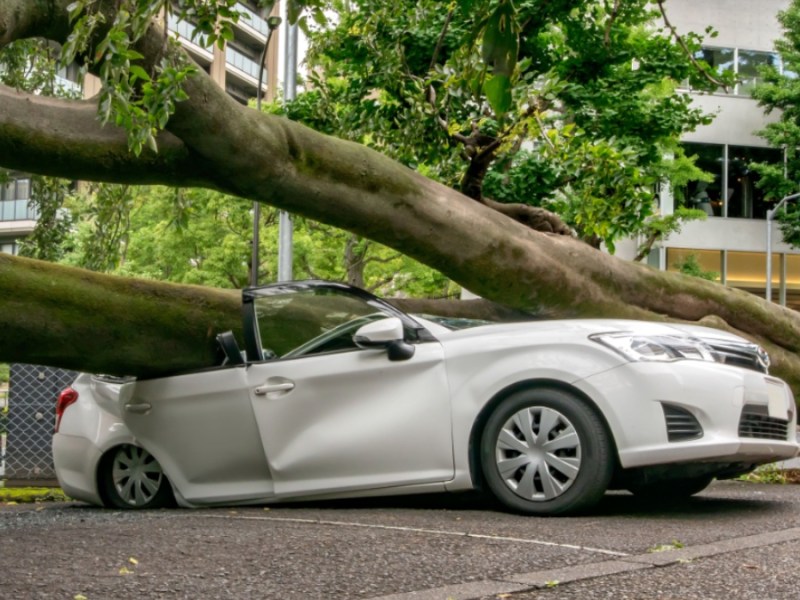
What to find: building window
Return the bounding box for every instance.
[666,248,722,281]
[0,178,31,201]
[727,146,781,219]
[666,248,800,309]
[0,242,18,255]
[738,50,779,95]
[0,177,35,221]
[681,143,781,220]
[697,47,736,81]
[691,47,780,97]
[683,143,724,216]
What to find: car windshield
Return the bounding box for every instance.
[252,287,397,358]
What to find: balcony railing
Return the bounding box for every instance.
[167,14,209,47]
[225,46,261,80]
[0,199,38,221]
[236,2,270,36]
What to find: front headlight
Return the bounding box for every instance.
[590,332,717,363]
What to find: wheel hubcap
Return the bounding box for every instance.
[495,406,581,501]
[111,446,164,507]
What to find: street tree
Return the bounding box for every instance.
[752,0,800,245]
[1,0,800,394]
[295,0,722,250]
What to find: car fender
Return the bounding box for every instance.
[441,340,624,490]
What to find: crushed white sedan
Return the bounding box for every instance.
[53,281,799,515]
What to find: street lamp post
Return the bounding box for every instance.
[277,20,298,283]
[765,191,800,302]
[250,14,282,287]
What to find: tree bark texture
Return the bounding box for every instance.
[2,2,800,396]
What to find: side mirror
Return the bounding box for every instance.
[353,317,415,361]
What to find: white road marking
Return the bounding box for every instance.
[195,513,631,557]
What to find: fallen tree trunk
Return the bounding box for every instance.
[1,1,800,396]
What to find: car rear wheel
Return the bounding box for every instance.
[99,445,174,509]
[480,388,613,516]
[627,475,713,500]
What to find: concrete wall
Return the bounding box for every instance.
[666,0,790,147]
[665,0,788,51]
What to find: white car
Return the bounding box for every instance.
[52,281,799,515]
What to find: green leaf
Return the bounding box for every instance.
[481,1,518,77]
[129,65,150,82]
[483,74,512,116]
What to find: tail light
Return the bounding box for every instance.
[55,387,79,433]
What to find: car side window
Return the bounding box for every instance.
[253,289,392,360]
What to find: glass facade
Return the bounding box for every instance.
[666,248,722,280]
[0,178,36,221]
[682,143,782,220]
[667,248,800,309]
[225,45,262,80]
[691,47,780,96]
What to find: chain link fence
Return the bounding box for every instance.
[0,387,7,482]
[4,364,77,482]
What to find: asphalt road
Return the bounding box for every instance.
[2,481,800,599]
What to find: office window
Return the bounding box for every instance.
[696,47,736,80]
[738,50,778,95]
[14,178,30,200]
[692,47,780,96]
[666,248,722,280]
[682,143,724,216]
[0,178,31,201]
[727,146,781,219]
[682,143,781,220]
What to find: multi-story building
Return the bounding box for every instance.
[643,0,800,308]
[0,1,282,255]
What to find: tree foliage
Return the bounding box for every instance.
[297,0,719,248]
[752,0,800,245]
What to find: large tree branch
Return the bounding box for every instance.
[0,86,213,185]
[2,0,800,398]
[0,254,241,378]
[0,0,73,47]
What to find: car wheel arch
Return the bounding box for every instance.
[467,379,621,492]
[96,443,175,509]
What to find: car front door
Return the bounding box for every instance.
[242,282,454,497]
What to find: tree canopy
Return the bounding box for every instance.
[2,0,800,395]
[752,0,800,246]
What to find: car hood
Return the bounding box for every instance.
[431,318,752,344]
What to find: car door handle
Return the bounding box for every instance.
[124,402,152,414]
[254,381,295,396]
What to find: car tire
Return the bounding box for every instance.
[98,445,174,509]
[627,476,713,500]
[480,387,613,516]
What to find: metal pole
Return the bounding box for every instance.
[767,209,774,301]
[250,16,281,287]
[765,192,800,302]
[277,20,298,283]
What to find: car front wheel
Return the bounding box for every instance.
[480,388,613,516]
[98,445,174,509]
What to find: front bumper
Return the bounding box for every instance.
[576,360,799,469]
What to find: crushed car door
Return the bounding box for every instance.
[122,365,275,504]
[244,340,453,497]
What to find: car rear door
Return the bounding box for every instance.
[122,366,275,504]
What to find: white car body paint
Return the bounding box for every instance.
[52,284,800,511]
